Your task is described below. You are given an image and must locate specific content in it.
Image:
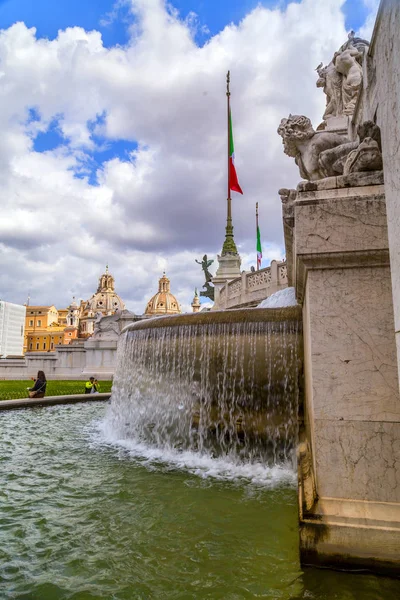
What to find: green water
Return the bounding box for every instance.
[1,403,399,600]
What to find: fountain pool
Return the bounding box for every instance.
[1,401,400,599]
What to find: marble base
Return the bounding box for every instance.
[212,252,241,309]
[300,497,400,574]
[288,179,400,571]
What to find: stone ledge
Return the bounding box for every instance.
[300,496,400,575]
[296,184,385,202]
[295,249,390,304]
[297,170,384,192]
[308,497,400,528]
[0,393,111,411]
[123,306,303,332]
[300,519,400,575]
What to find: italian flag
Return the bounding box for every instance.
[257,224,262,270]
[229,108,243,195]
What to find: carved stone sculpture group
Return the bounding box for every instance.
[278,115,382,181]
[277,33,383,183]
[315,32,369,122]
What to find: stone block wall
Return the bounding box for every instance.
[355,0,400,393]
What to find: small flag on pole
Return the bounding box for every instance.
[256,202,262,270]
[228,108,243,195]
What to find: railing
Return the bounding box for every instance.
[217,261,288,309]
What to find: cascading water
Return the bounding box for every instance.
[104,307,302,474]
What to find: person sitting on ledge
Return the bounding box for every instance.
[85,377,95,394]
[27,371,47,399]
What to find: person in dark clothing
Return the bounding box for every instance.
[27,371,47,398]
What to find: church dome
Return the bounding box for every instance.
[84,266,125,315]
[145,273,181,316]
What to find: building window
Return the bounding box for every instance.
[29,320,33,326]
[36,343,39,350]
[68,332,72,336]
[43,343,46,350]
[29,344,33,350]
[51,343,54,349]
[37,320,41,326]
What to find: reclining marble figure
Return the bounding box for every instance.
[277,115,383,182]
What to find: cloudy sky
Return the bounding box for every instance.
[0,0,378,313]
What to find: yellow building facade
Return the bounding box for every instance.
[24,306,77,352]
[23,268,125,353]
[24,306,58,352]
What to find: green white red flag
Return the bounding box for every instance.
[257,224,262,269]
[228,108,243,195]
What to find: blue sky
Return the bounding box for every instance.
[6,0,370,182]
[0,0,378,311]
[0,0,370,48]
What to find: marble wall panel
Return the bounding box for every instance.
[295,192,388,256]
[314,419,400,502]
[307,267,400,422]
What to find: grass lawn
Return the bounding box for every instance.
[0,380,113,401]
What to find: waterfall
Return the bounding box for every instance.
[105,308,302,468]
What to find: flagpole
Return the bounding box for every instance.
[222,70,238,255]
[256,202,259,271]
[227,70,231,215]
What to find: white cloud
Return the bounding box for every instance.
[0,0,366,312]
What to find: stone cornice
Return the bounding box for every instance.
[296,249,390,303]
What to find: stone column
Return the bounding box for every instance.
[286,171,400,573]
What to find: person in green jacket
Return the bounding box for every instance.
[85,377,95,394]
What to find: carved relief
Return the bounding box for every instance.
[92,313,121,340]
[315,32,369,123]
[343,121,383,174]
[247,269,272,289]
[228,279,242,297]
[279,264,287,280]
[316,61,343,120]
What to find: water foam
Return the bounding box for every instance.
[87,418,295,488]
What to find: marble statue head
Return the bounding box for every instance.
[277,115,315,157]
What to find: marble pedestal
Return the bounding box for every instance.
[286,171,400,573]
[212,252,241,309]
